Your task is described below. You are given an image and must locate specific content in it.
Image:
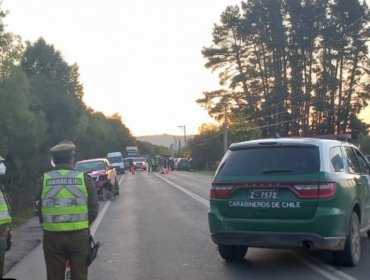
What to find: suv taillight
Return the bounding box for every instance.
[210,183,234,198]
[293,182,336,199]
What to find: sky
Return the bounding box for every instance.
[2,0,370,137]
[2,0,242,137]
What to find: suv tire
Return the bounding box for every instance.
[218,245,247,262]
[334,211,361,266]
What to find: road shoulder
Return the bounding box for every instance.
[5,217,42,274]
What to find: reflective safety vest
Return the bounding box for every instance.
[41,170,88,232]
[0,191,11,225]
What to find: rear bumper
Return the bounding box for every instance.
[211,231,346,250]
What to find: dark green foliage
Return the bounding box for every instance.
[0,68,49,215]
[137,141,171,157]
[200,0,370,137]
[188,122,260,170]
[74,111,136,160]
[358,134,370,155]
[189,130,223,170]
[22,38,85,143]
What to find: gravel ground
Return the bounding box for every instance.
[4,217,43,274]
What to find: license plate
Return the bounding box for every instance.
[248,189,278,200]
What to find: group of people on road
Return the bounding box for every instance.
[146,156,175,174]
[125,156,177,175]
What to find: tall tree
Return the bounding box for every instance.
[73,109,136,160]
[200,0,370,137]
[21,38,85,143]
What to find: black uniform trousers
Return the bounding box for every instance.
[43,229,89,280]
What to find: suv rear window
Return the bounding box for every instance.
[217,145,320,176]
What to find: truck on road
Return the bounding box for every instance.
[125,146,139,157]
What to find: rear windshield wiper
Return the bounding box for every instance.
[261,169,292,174]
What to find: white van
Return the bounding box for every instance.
[107,152,125,174]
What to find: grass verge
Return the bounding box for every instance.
[10,207,35,229]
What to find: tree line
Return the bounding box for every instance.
[198,0,370,138]
[189,0,370,170]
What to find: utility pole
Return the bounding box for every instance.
[173,136,177,152]
[178,125,186,150]
[223,104,228,153]
[275,104,279,135]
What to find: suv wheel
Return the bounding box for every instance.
[218,245,247,262]
[334,212,361,266]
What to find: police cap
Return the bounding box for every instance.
[49,140,76,156]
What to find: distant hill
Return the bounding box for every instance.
[137,134,195,148]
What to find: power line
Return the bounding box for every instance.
[229,103,353,134]
[244,77,369,125]
[190,132,224,147]
[190,102,353,148]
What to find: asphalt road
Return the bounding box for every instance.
[6,170,370,280]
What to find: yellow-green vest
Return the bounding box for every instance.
[41,170,88,231]
[0,191,11,225]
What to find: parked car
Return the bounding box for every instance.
[75,158,119,196]
[107,152,125,174]
[209,137,370,266]
[133,157,147,171]
[175,158,191,171]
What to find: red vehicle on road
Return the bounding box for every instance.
[75,158,119,197]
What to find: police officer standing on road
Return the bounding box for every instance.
[35,140,99,280]
[0,156,12,277]
[129,157,135,175]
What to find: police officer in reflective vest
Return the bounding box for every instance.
[35,140,99,280]
[0,156,11,277]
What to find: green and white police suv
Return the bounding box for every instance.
[209,137,370,266]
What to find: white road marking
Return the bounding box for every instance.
[154,173,357,280]
[293,252,357,280]
[119,174,125,185]
[154,173,209,207]
[90,200,110,236]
